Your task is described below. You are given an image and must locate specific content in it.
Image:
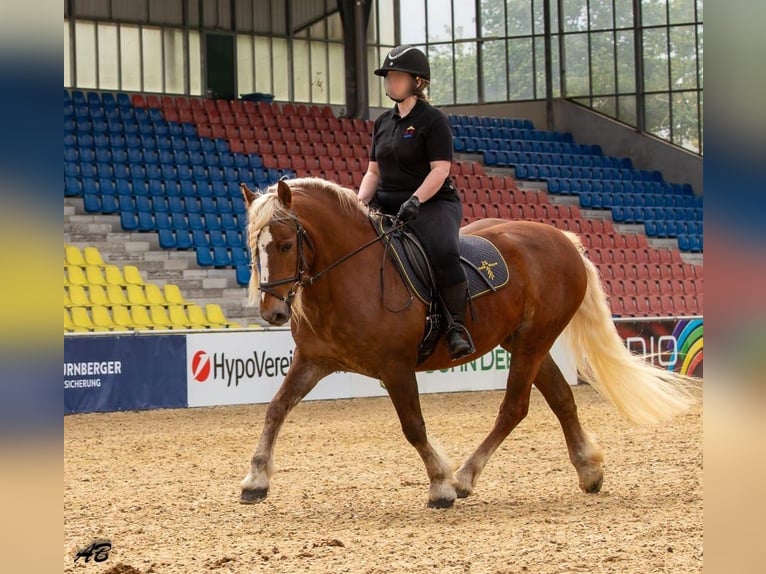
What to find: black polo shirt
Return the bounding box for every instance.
[370,99,456,211]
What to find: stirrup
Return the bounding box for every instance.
[447,323,475,360]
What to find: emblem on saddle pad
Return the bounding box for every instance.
[477,260,498,281]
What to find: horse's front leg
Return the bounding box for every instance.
[240,350,331,503]
[383,371,457,508]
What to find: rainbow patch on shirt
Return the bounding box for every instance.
[403,125,416,139]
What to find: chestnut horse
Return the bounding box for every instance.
[239,177,695,508]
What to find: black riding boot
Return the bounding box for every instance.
[440,281,476,360]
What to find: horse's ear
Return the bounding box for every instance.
[277,180,292,209]
[241,183,259,208]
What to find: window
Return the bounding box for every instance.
[237,35,254,95]
[64,20,72,88]
[142,27,163,92]
[120,25,142,92]
[75,21,97,88]
[164,28,185,94]
[254,36,272,94]
[482,40,507,102]
[97,24,119,91]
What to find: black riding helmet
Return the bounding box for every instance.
[374,45,430,81]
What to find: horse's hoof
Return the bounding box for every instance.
[455,486,472,499]
[240,488,269,504]
[581,473,603,494]
[427,497,455,509]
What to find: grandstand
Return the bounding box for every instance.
[64,88,702,330]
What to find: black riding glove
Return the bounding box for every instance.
[396,195,421,223]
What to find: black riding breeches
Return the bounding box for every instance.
[382,195,466,288]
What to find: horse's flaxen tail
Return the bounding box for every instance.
[561,232,698,426]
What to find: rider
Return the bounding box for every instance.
[357,45,475,360]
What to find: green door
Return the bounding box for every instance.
[205,34,235,100]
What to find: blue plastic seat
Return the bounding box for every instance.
[225,230,243,248]
[231,247,249,266]
[209,230,227,248]
[171,212,189,230]
[212,246,232,266]
[155,213,172,230]
[196,247,214,267]
[204,213,222,231]
[158,228,176,249]
[192,230,209,248]
[120,211,138,231]
[219,153,235,168]
[175,230,193,250]
[188,212,205,231]
[65,177,82,196]
[236,265,251,286]
[137,211,156,231]
[136,196,153,213]
[221,213,239,231]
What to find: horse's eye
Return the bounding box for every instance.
[279,242,293,253]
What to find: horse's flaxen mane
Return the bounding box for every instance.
[244,177,368,323]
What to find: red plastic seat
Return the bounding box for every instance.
[622,297,639,317]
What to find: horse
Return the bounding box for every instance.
[238,177,696,508]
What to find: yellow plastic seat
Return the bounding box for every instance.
[68,284,90,307]
[88,284,109,306]
[168,305,193,329]
[186,304,210,328]
[144,283,167,306]
[66,265,88,286]
[64,245,85,267]
[105,265,125,285]
[85,265,107,286]
[64,288,71,307]
[110,305,134,331]
[70,307,95,331]
[205,303,235,328]
[91,305,116,331]
[149,305,175,329]
[83,246,104,266]
[130,305,154,330]
[164,283,185,305]
[106,284,129,306]
[123,265,144,286]
[126,284,148,305]
[64,308,87,332]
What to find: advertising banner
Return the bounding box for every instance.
[186,330,576,408]
[64,334,187,414]
[615,317,703,377]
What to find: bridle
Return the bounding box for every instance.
[253,213,407,308]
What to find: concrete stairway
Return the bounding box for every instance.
[63,197,260,326]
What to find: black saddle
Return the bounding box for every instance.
[372,215,510,305]
[371,215,510,363]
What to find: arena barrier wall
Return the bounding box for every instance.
[64,317,701,414]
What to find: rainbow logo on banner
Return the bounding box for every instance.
[667,319,703,376]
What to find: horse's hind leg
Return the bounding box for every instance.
[533,353,604,494]
[240,350,332,503]
[454,342,547,499]
[383,371,457,509]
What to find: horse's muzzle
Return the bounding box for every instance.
[262,308,290,326]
